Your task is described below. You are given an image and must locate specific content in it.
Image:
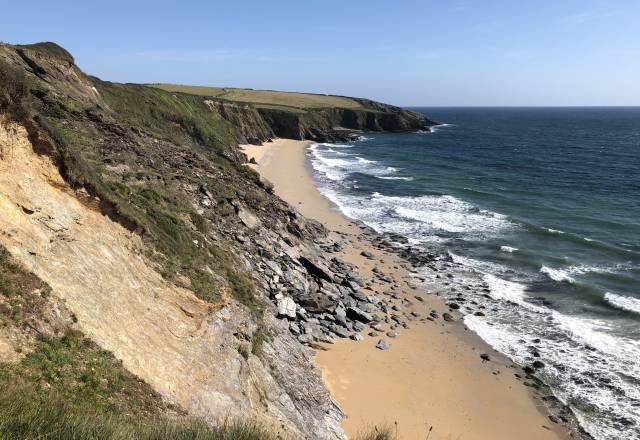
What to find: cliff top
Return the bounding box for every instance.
[148,83,365,111]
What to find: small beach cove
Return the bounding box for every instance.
[243,138,575,440]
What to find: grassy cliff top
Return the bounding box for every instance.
[148,83,365,110]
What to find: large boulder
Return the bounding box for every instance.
[346,306,373,323]
[297,293,337,314]
[298,256,334,282]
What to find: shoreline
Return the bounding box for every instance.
[242,139,572,440]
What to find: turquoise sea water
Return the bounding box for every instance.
[307,108,640,440]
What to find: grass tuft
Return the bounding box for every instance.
[355,425,397,440]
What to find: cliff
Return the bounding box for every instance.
[151,83,438,142]
[0,42,435,438]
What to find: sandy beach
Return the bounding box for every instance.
[243,139,569,440]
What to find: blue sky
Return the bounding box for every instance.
[2,0,639,106]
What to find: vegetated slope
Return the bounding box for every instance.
[150,83,437,141]
[0,41,346,439]
[0,41,423,439]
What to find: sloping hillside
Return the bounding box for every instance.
[0,41,432,439]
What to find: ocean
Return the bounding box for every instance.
[307,107,640,440]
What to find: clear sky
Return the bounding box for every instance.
[2,0,639,106]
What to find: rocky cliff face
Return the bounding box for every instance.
[204,99,274,145]
[257,99,436,142]
[0,41,436,438]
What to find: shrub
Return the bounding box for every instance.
[251,323,273,357]
[0,58,30,122]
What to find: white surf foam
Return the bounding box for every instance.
[325,148,350,156]
[547,228,566,234]
[309,144,398,182]
[376,176,414,181]
[389,194,512,236]
[314,142,353,148]
[540,265,576,283]
[417,123,453,133]
[604,292,640,315]
[500,245,518,253]
[312,190,514,246]
[483,273,529,305]
[539,262,636,284]
[553,312,640,365]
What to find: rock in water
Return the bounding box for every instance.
[376,339,390,350]
[532,360,545,369]
[277,297,297,319]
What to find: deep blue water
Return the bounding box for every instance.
[307,107,640,440]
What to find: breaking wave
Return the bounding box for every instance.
[309,143,399,181]
[541,266,576,283]
[376,176,414,181]
[605,292,640,314]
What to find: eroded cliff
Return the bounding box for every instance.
[0,41,435,439]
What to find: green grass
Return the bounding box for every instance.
[0,323,279,439]
[252,103,307,114]
[0,385,281,440]
[0,245,52,325]
[148,84,364,110]
[94,80,237,152]
[0,330,175,419]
